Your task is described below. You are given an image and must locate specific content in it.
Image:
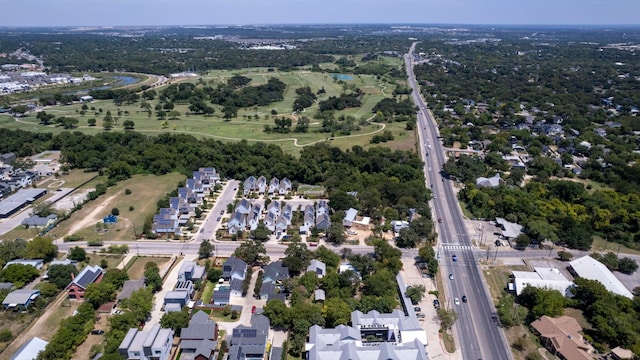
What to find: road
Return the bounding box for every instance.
[404,42,512,360]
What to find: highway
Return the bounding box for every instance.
[404,42,512,360]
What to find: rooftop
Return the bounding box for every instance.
[569,255,633,299]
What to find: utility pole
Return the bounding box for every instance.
[494,245,499,262]
[486,246,491,261]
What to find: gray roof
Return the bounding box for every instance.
[21,214,57,227]
[213,288,231,303]
[307,259,326,275]
[69,265,103,289]
[10,337,48,360]
[3,289,39,306]
[495,217,524,239]
[230,278,244,292]
[263,261,289,283]
[117,279,146,301]
[181,310,217,341]
[0,188,47,217]
[0,282,13,290]
[229,315,270,360]
[223,257,247,278]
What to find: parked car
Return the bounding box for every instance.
[414,307,421,312]
[416,313,426,318]
[433,299,440,309]
[251,305,257,314]
[220,210,224,215]
[91,330,105,335]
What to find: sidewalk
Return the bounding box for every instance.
[400,258,462,360]
[144,257,185,330]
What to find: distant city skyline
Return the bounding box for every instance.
[2,0,639,27]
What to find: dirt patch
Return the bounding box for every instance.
[67,193,118,235]
[53,188,94,213]
[73,315,108,360]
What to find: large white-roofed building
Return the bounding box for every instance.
[569,255,633,299]
[510,267,575,296]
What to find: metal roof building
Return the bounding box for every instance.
[10,337,48,360]
[0,188,47,218]
[569,255,633,299]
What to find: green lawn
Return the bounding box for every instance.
[200,281,215,304]
[126,256,170,279]
[591,236,640,256]
[3,68,414,157]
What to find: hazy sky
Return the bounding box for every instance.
[3,0,639,27]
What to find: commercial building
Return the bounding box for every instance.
[569,256,633,299]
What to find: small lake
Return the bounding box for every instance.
[92,75,140,90]
[333,74,354,81]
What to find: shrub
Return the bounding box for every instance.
[111,208,120,216]
[63,234,85,242]
[231,310,239,319]
[129,206,134,211]
[125,189,132,195]
[0,329,13,342]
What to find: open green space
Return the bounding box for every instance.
[126,256,170,279]
[85,254,124,269]
[3,68,414,157]
[53,172,186,241]
[591,236,640,256]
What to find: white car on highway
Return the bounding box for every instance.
[454,297,460,306]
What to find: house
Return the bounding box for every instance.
[222,257,247,281]
[243,176,256,195]
[391,220,410,233]
[66,265,103,299]
[230,278,244,298]
[175,281,195,298]
[266,201,281,216]
[475,173,504,188]
[3,259,44,270]
[495,217,524,240]
[21,214,57,228]
[80,95,94,103]
[342,208,358,227]
[278,177,292,195]
[256,176,267,194]
[610,346,634,360]
[306,259,326,278]
[152,208,180,235]
[531,316,593,360]
[178,261,206,282]
[227,211,246,235]
[305,310,429,360]
[117,279,146,303]
[0,152,16,165]
[247,204,263,230]
[180,310,219,360]
[274,214,288,234]
[10,337,48,360]
[316,200,329,217]
[510,267,574,297]
[314,289,325,302]
[164,290,190,309]
[2,289,40,311]
[315,213,331,231]
[212,287,231,306]
[260,261,289,301]
[118,324,174,360]
[569,255,633,299]
[228,315,270,360]
[264,211,278,232]
[268,177,279,195]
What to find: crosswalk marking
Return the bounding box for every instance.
[442,245,473,250]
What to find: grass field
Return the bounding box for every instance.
[53,172,186,241]
[591,236,640,256]
[126,256,170,279]
[85,254,124,269]
[2,66,417,157]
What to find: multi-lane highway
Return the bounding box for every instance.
[404,42,512,360]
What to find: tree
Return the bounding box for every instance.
[25,236,57,262]
[322,298,351,327]
[262,299,291,329]
[517,286,565,319]
[232,240,267,265]
[123,120,135,130]
[250,222,271,242]
[102,268,129,289]
[0,264,39,287]
[557,250,574,261]
[207,267,222,282]
[11,105,29,116]
[36,282,60,298]
[103,111,113,129]
[47,264,78,289]
[84,282,116,308]
[283,241,312,276]
[111,208,120,216]
[199,240,213,259]
[437,308,458,330]
[144,265,162,292]
[87,118,96,126]
[396,228,420,248]
[326,223,345,245]
[514,234,531,249]
[406,285,426,304]
[496,293,527,327]
[618,257,639,274]
[313,245,341,269]
[160,310,190,336]
[68,246,87,261]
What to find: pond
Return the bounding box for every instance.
[91,75,140,90]
[333,74,354,81]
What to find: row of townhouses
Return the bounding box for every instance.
[227,199,331,236]
[152,167,220,235]
[243,176,291,196]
